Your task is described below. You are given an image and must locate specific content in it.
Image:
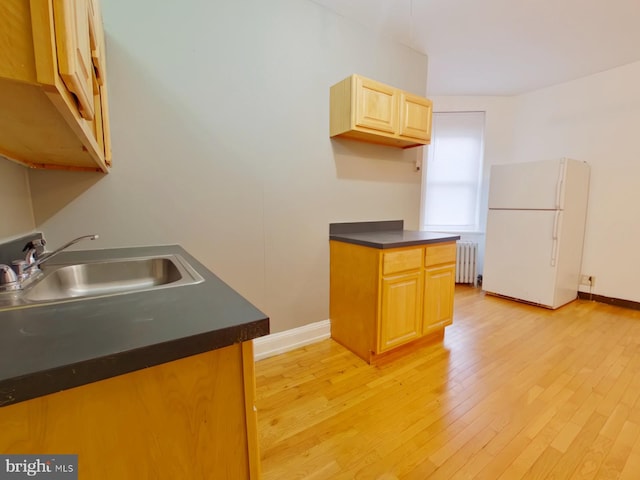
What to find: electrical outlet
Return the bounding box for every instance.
[589,276,595,287]
[580,274,592,286]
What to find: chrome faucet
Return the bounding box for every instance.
[0,234,99,292]
[29,234,99,270]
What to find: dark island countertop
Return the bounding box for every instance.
[0,245,269,407]
[329,220,460,249]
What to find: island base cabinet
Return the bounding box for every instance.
[330,240,456,364]
[0,342,260,479]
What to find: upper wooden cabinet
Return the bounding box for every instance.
[330,74,432,149]
[0,0,111,172]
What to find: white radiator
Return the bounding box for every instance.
[456,241,478,285]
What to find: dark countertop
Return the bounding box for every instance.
[330,230,460,249]
[0,245,269,407]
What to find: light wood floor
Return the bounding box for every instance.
[255,286,640,479]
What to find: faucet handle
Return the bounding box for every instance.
[0,264,20,291]
[23,248,37,266]
[22,238,46,253]
[11,260,29,280]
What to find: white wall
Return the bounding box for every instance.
[27,0,427,332]
[423,96,516,273]
[512,61,640,302]
[428,61,640,303]
[0,161,35,240]
[3,3,638,314]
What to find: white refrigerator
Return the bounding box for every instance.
[483,158,590,309]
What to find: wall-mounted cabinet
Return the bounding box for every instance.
[329,74,432,149]
[0,0,111,173]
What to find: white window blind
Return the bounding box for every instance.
[422,111,485,232]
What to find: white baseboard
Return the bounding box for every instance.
[253,319,331,361]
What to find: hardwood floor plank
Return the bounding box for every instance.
[522,445,563,480]
[618,427,640,480]
[256,287,640,479]
[426,424,497,479]
[475,433,533,480]
[551,421,583,453]
[596,420,640,479]
[541,411,608,479]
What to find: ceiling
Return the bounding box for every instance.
[312,0,640,96]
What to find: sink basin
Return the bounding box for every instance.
[0,254,204,309]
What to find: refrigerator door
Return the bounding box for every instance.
[483,209,560,307]
[488,159,566,210]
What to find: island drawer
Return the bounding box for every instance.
[424,242,456,267]
[382,248,423,275]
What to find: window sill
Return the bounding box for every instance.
[421,229,485,235]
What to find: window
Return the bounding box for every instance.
[421,111,485,232]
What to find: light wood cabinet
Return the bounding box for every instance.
[424,264,455,334]
[423,242,456,335]
[399,92,432,142]
[353,76,397,135]
[378,247,423,352]
[0,342,260,479]
[379,271,423,352]
[330,74,432,149]
[330,240,456,363]
[0,0,111,172]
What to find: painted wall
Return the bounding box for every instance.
[422,96,517,273]
[512,60,640,302]
[27,0,426,333]
[0,161,35,240]
[427,61,640,303]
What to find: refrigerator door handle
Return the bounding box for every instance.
[555,159,566,209]
[553,210,561,239]
[551,238,558,267]
[550,238,558,267]
[551,210,561,266]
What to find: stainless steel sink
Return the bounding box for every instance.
[0,254,204,309]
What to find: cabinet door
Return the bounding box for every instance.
[423,264,455,335]
[378,272,423,353]
[354,76,397,134]
[53,0,94,120]
[88,0,106,86]
[87,0,110,164]
[399,93,432,141]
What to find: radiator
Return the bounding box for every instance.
[456,241,478,285]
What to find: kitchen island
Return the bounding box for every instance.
[0,244,268,479]
[330,221,459,363]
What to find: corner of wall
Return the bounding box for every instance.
[0,161,37,241]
